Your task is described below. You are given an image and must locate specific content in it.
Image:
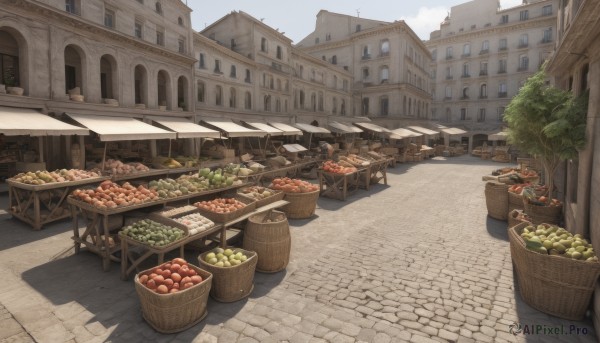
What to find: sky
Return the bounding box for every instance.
[188,0,523,43]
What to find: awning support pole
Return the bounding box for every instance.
[101,142,107,173]
[168,139,172,158]
[38,137,44,163]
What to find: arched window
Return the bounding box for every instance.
[318,92,323,111]
[178,17,184,26]
[311,93,316,111]
[157,70,171,108]
[362,97,369,115]
[299,90,305,108]
[100,54,118,101]
[462,86,469,99]
[463,43,471,56]
[380,66,389,83]
[244,91,251,109]
[264,95,271,111]
[65,45,86,97]
[276,46,282,59]
[261,37,267,52]
[230,65,236,78]
[177,76,188,110]
[340,99,346,115]
[480,84,487,98]
[299,65,304,79]
[275,98,281,112]
[197,81,205,102]
[155,2,162,14]
[332,75,337,89]
[332,98,338,114]
[462,63,470,77]
[229,88,236,108]
[380,96,389,116]
[0,29,24,93]
[134,65,148,106]
[380,40,390,55]
[331,55,337,65]
[215,85,222,106]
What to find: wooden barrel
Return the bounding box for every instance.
[244,210,290,273]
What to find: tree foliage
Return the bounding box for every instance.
[504,67,588,202]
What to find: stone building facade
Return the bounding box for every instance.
[198,11,354,126]
[426,0,558,147]
[545,0,600,330]
[296,10,432,129]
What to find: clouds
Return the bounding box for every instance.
[499,0,524,9]
[400,6,449,40]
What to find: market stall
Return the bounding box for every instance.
[327,121,363,154]
[438,127,468,155]
[201,119,265,161]
[292,122,331,154]
[240,121,284,158]
[1,107,96,229]
[318,163,361,201]
[488,131,510,162]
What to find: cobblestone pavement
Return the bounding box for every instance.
[0,155,597,343]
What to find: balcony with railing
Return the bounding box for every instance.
[445,54,453,60]
[479,49,489,55]
[497,69,507,74]
[498,46,508,52]
[498,92,507,98]
[361,54,371,60]
[518,42,529,49]
[461,73,471,79]
[479,70,488,76]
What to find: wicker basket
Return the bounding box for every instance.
[195,195,256,223]
[237,187,285,208]
[134,263,212,333]
[508,209,530,229]
[244,210,290,273]
[280,189,320,219]
[198,248,257,302]
[509,222,600,320]
[484,181,509,221]
[508,191,524,213]
[523,198,562,225]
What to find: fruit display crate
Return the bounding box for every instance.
[195,195,256,223]
[237,187,285,208]
[318,169,360,201]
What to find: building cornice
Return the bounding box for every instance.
[3,0,197,65]
[291,50,352,77]
[194,33,257,66]
[426,16,556,47]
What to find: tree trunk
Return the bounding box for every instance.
[543,159,559,205]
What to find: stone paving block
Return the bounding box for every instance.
[0,318,23,340]
[0,332,35,343]
[291,331,313,343]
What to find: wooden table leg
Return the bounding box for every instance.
[121,239,128,280]
[220,226,227,248]
[33,191,41,230]
[342,175,347,200]
[71,205,81,254]
[102,215,111,271]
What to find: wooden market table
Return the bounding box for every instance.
[7,176,110,230]
[119,199,289,280]
[68,183,247,271]
[318,169,361,201]
[358,160,388,190]
[241,159,319,185]
[110,167,199,182]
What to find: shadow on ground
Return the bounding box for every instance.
[21,244,286,341]
[0,217,73,251]
[486,216,509,241]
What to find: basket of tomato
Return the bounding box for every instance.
[134,258,212,333]
[270,178,320,219]
[193,195,256,223]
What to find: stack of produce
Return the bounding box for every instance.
[120,219,186,247]
[508,183,532,194]
[522,187,561,206]
[202,247,249,267]
[238,186,279,201]
[521,224,598,261]
[153,156,183,169]
[11,169,100,185]
[173,213,214,235]
[174,156,200,168]
[197,168,240,189]
[71,180,158,209]
[194,198,247,214]
[103,159,150,176]
[322,160,357,174]
[137,258,205,294]
[269,178,319,193]
[149,178,191,199]
[340,154,370,167]
[157,205,197,218]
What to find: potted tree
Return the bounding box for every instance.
[4,68,23,96]
[504,66,588,224]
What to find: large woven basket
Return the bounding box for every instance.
[509,222,600,320]
[507,209,530,229]
[280,189,320,219]
[508,191,524,213]
[198,248,257,302]
[484,181,508,221]
[134,263,212,333]
[523,198,562,225]
[237,187,285,208]
[244,210,291,273]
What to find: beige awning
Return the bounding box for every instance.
[150,116,221,139]
[354,122,390,133]
[407,126,439,137]
[202,120,265,138]
[66,113,176,141]
[0,107,88,136]
[294,123,331,134]
[242,121,285,136]
[268,122,303,136]
[440,127,468,135]
[328,121,363,134]
[391,128,423,139]
[488,131,509,141]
